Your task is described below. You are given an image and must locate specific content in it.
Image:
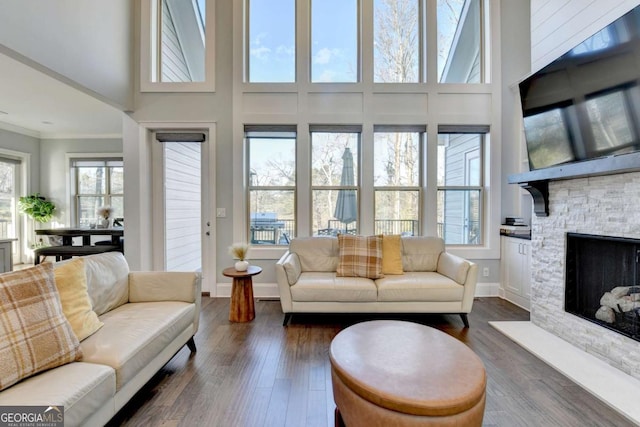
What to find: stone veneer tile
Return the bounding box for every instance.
[531,172,640,381]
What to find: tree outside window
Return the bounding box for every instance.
[373,127,423,235]
[374,0,420,83]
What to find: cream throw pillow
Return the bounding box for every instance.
[54,258,103,341]
[336,234,384,279]
[0,263,82,391]
[382,234,404,275]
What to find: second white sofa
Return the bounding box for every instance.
[276,236,477,327]
[0,252,201,426]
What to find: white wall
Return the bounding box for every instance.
[531,0,640,72]
[39,138,123,226]
[500,0,532,225]
[0,129,40,194]
[0,1,133,110]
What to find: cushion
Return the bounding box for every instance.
[401,236,445,272]
[382,234,403,275]
[54,258,104,341]
[289,237,340,272]
[437,252,471,285]
[82,252,130,316]
[0,264,82,391]
[282,253,302,285]
[336,234,384,279]
[290,273,378,302]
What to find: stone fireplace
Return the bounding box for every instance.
[531,172,640,380]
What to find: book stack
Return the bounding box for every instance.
[504,217,526,226]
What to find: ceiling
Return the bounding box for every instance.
[0,53,124,139]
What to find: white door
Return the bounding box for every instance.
[152,132,213,291]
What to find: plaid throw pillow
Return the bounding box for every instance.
[336,234,384,279]
[0,263,82,391]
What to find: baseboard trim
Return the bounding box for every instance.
[475,282,500,297]
[215,282,500,299]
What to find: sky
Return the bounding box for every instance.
[247,0,466,83]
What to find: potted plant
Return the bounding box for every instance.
[18,193,56,223]
[18,193,56,248]
[229,242,250,271]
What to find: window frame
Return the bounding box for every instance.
[245,125,297,246]
[310,0,362,83]
[245,0,297,83]
[436,0,487,84]
[372,125,425,235]
[436,126,487,246]
[373,0,425,83]
[70,156,124,227]
[310,125,362,235]
[140,0,216,92]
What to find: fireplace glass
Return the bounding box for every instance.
[565,233,640,342]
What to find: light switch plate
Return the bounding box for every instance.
[216,208,226,218]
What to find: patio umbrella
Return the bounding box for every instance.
[333,147,357,225]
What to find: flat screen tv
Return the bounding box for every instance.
[519,6,640,171]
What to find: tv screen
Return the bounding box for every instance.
[519,6,640,170]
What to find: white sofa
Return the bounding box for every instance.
[0,252,201,427]
[276,236,477,327]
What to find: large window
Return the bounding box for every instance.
[242,0,487,83]
[72,159,123,227]
[311,126,360,235]
[373,126,423,235]
[141,0,214,91]
[374,0,421,82]
[311,0,359,82]
[437,0,483,83]
[247,0,296,82]
[246,127,297,245]
[437,128,485,245]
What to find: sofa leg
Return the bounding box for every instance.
[283,313,292,326]
[186,337,197,353]
[460,313,470,328]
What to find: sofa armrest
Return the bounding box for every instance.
[437,252,477,313]
[128,272,201,304]
[437,252,471,285]
[275,251,296,312]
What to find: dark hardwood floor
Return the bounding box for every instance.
[107,297,634,427]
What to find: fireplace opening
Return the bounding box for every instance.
[565,233,640,342]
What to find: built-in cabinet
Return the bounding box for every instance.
[501,236,531,311]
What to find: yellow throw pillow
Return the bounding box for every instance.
[382,234,404,275]
[0,263,82,391]
[336,234,384,279]
[54,258,103,341]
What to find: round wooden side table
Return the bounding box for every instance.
[222,265,262,322]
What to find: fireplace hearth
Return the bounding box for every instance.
[565,233,640,342]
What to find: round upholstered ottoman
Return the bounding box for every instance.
[329,320,486,427]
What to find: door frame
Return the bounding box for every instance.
[145,122,216,295]
[0,148,30,265]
